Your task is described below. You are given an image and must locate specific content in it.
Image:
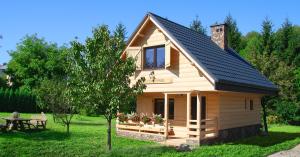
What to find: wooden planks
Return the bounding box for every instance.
[218,92,262,130]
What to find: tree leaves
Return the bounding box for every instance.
[68,24,145,121]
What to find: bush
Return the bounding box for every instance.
[275,101,298,122]
[0,88,41,113]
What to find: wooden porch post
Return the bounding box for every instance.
[186,92,191,137]
[164,93,169,138]
[197,92,201,139]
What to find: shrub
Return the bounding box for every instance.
[0,88,41,113]
[276,101,298,122]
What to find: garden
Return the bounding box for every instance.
[0,112,300,157]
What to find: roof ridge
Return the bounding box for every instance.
[148,12,211,40]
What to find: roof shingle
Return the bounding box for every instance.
[149,12,278,94]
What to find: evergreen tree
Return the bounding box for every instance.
[277,19,293,52]
[190,15,207,35]
[261,17,274,55]
[224,14,242,51]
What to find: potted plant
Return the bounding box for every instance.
[141,114,151,125]
[116,113,128,124]
[153,114,163,125]
[127,112,140,123]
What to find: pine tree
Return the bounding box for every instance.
[224,14,242,52]
[190,15,207,35]
[261,17,274,55]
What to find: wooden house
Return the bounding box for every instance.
[116,12,278,146]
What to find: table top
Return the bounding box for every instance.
[1,117,32,121]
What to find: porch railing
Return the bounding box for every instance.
[187,117,218,139]
[116,122,170,135]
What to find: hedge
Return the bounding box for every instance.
[0,88,42,113]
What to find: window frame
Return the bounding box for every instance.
[143,45,165,70]
[250,99,254,110]
[154,98,174,119]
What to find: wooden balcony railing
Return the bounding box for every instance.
[187,117,218,139]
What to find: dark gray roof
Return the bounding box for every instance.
[149,12,278,94]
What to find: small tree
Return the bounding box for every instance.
[37,78,76,134]
[69,24,145,150]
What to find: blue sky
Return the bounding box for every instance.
[0,0,299,63]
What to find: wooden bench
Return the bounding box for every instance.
[25,112,47,129]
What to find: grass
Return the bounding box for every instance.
[0,112,299,157]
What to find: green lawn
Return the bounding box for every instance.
[0,112,299,157]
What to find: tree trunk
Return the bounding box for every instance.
[107,118,112,150]
[261,101,269,135]
[66,123,70,135]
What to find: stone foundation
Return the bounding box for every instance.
[186,124,261,146]
[217,124,261,142]
[116,130,166,142]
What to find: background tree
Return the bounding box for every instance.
[69,24,145,150]
[242,18,300,132]
[261,17,274,55]
[190,15,207,35]
[224,14,242,52]
[6,34,66,90]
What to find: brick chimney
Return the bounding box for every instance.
[210,23,228,50]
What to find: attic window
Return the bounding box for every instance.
[144,45,165,69]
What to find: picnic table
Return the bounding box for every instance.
[2,117,32,130]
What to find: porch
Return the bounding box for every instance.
[116,91,219,146]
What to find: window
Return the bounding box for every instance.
[169,99,174,120]
[144,46,165,69]
[201,96,206,120]
[190,96,206,121]
[244,98,247,110]
[250,99,254,110]
[191,97,197,120]
[154,99,164,117]
[154,98,174,119]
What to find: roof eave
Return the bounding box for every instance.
[215,80,279,95]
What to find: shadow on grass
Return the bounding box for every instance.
[1,128,100,142]
[231,131,300,147]
[0,129,69,140]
